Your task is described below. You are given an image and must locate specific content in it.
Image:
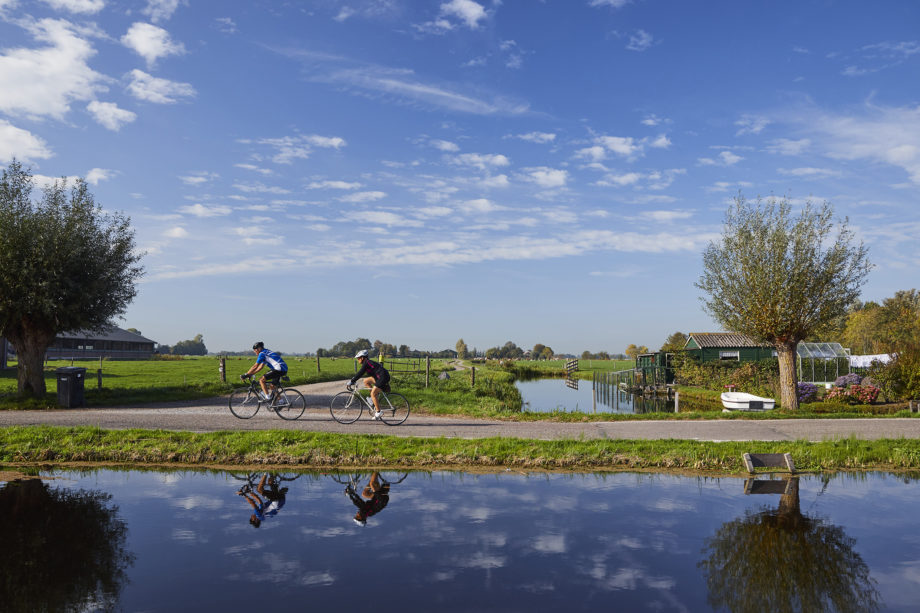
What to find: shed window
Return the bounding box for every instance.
[719,351,739,361]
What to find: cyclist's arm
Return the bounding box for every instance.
[349,363,368,384]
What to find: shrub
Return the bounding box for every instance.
[823,383,879,405]
[797,382,818,403]
[834,372,862,388]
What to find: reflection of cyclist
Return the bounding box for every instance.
[238,474,288,528]
[243,341,288,402]
[346,472,390,526]
[349,349,390,417]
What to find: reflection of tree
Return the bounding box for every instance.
[699,478,880,613]
[0,478,134,613]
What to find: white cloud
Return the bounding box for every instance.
[598,135,641,158]
[334,7,355,22]
[126,69,195,103]
[440,0,487,29]
[121,22,186,67]
[307,180,361,190]
[626,29,655,52]
[576,145,607,162]
[649,134,671,149]
[340,191,386,203]
[640,210,694,222]
[766,138,810,156]
[777,167,842,179]
[249,135,346,164]
[86,100,136,130]
[0,18,107,120]
[143,0,182,23]
[0,120,53,162]
[460,198,502,213]
[479,174,510,188]
[698,150,743,166]
[513,132,556,144]
[232,182,291,194]
[599,172,641,186]
[431,139,460,152]
[179,171,218,185]
[735,114,770,136]
[234,163,273,175]
[40,0,104,13]
[179,203,232,217]
[589,0,631,8]
[214,17,237,34]
[524,167,568,188]
[165,226,188,238]
[798,103,920,183]
[450,152,510,170]
[85,167,112,184]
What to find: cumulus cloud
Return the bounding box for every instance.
[121,22,186,67]
[735,114,770,136]
[179,171,218,185]
[126,69,195,103]
[143,0,183,23]
[417,0,486,32]
[307,180,361,190]
[523,167,568,188]
[626,30,655,52]
[85,167,112,184]
[450,152,510,170]
[431,139,460,152]
[698,150,743,166]
[512,132,556,144]
[86,100,136,130]
[0,18,107,120]
[0,120,53,162]
[766,138,810,156]
[247,134,346,164]
[179,203,232,217]
[40,0,105,13]
[165,226,189,238]
[340,191,386,203]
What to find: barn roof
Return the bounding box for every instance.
[685,332,770,348]
[57,326,156,344]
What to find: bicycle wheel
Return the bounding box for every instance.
[274,388,306,420]
[378,392,410,425]
[330,391,363,424]
[229,387,260,419]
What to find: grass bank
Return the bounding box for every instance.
[3,426,920,473]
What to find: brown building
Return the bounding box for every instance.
[44,327,157,360]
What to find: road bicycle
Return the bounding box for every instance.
[231,472,302,494]
[229,374,305,420]
[328,471,410,490]
[329,384,410,425]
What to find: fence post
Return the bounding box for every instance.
[316,356,320,373]
[426,356,430,388]
[219,357,226,383]
[97,368,103,389]
[471,366,476,388]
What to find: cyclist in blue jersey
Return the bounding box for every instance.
[243,341,288,402]
[349,349,390,417]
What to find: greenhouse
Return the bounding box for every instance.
[797,342,851,384]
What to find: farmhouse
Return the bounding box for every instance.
[44,327,157,360]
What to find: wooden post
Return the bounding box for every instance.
[316,356,321,372]
[97,368,103,389]
[426,356,430,388]
[471,366,476,388]
[674,391,679,412]
[219,357,226,383]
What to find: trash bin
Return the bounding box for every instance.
[56,367,86,408]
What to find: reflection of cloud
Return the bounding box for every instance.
[457,552,506,569]
[532,534,567,554]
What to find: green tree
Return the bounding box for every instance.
[660,331,688,352]
[172,334,207,356]
[455,338,468,359]
[532,343,546,359]
[624,344,648,360]
[696,196,871,410]
[540,346,554,360]
[0,162,143,397]
[840,301,884,355]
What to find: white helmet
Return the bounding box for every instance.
[354,349,369,359]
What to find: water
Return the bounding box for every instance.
[3,468,919,611]
[517,377,701,413]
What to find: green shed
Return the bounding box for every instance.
[683,333,775,363]
[636,352,675,384]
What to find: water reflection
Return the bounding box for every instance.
[5,468,919,611]
[0,478,134,613]
[235,473,301,527]
[517,377,690,413]
[700,477,881,612]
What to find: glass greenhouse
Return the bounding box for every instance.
[797,342,851,384]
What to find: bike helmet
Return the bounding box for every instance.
[253,341,264,350]
[354,349,369,359]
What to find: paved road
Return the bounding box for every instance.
[2,380,919,442]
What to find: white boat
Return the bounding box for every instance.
[720,392,776,412]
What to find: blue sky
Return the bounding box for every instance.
[1,0,918,355]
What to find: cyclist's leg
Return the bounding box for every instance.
[363,377,378,409]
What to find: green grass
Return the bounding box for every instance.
[3,425,920,473]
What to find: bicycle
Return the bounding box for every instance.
[229,374,306,420]
[329,383,410,425]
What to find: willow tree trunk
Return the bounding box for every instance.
[776,342,799,411]
[6,326,54,397]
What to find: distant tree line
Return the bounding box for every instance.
[157,334,207,356]
[316,338,458,359]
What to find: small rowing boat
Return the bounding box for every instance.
[720,391,775,412]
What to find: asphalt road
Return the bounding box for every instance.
[2,379,919,442]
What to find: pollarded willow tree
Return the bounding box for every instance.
[696,195,871,410]
[0,161,144,397]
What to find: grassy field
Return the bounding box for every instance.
[3,425,920,473]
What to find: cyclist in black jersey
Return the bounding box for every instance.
[349,349,390,416]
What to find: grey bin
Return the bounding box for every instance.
[55,367,87,408]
